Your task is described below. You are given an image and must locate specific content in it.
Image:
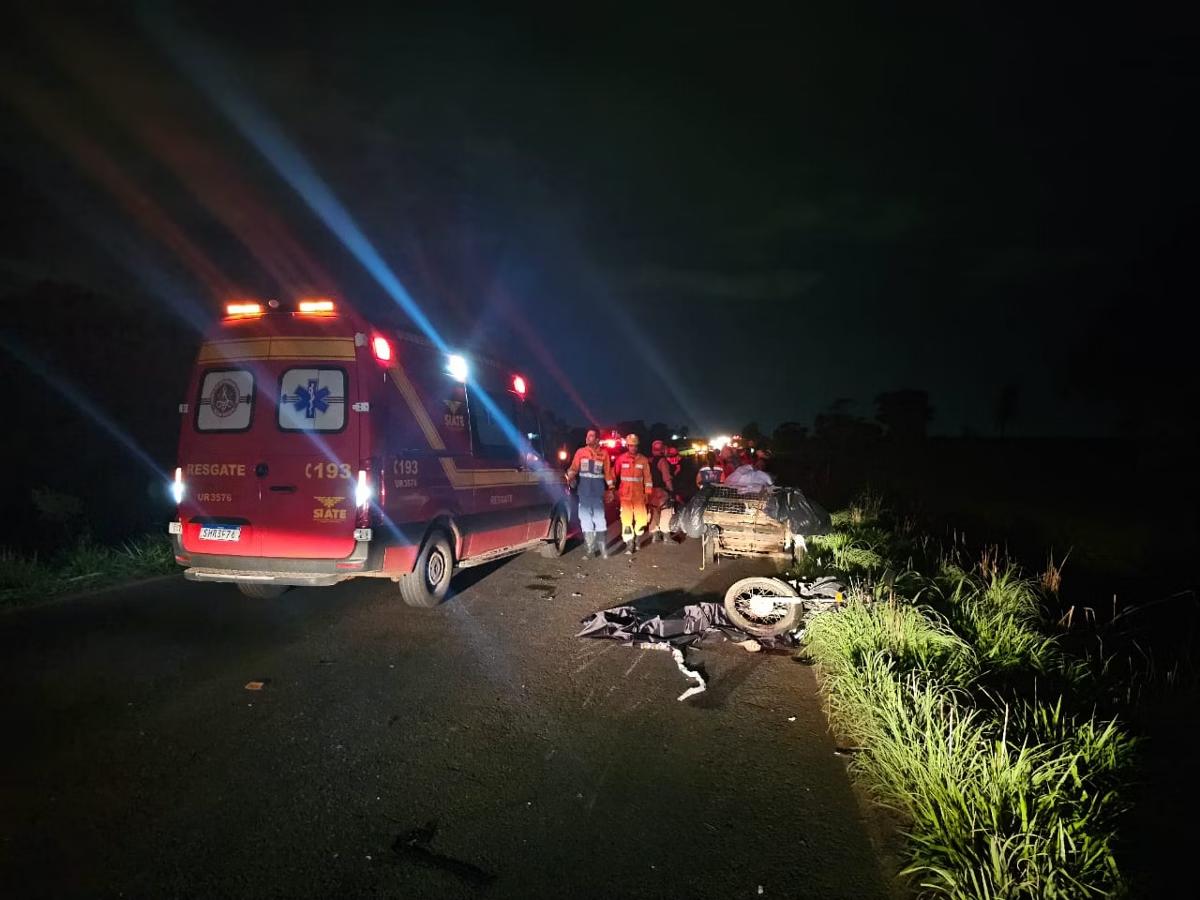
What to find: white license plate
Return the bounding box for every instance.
[198,526,241,542]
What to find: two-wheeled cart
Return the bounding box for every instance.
[698,485,803,570]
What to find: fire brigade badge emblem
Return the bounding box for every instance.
[443,398,465,428]
[314,496,344,509]
[211,378,240,418]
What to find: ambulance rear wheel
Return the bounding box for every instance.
[399,532,454,608]
[237,583,289,599]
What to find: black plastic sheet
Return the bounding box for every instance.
[763,488,831,536]
[577,600,801,649]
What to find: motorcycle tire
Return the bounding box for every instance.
[723,576,803,637]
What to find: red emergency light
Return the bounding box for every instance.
[371,334,393,363]
[225,301,264,317]
[511,374,527,397]
[298,299,336,315]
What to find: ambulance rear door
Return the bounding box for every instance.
[254,351,364,559]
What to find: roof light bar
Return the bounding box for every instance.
[225,302,264,317]
[298,299,336,314]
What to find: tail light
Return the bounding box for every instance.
[171,467,185,504]
[355,468,372,527]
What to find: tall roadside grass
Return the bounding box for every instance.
[800,496,1137,898]
[0,535,175,608]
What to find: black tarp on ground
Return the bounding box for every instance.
[577,601,800,701]
[576,578,846,700]
[577,600,800,650]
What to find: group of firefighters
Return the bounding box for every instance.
[564,429,771,558]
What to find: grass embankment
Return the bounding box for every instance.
[799,498,1136,898]
[0,535,175,607]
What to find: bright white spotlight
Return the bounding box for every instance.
[171,467,185,504]
[355,469,372,508]
[447,354,469,382]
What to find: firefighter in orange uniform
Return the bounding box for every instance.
[565,429,615,559]
[614,434,652,554]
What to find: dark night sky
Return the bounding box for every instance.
[1,3,1196,437]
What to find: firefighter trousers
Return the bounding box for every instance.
[619,500,649,534]
[578,496,607,534]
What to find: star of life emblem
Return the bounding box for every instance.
[293,379,331,419]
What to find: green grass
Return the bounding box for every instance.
[0,535,176,607]
[800,495,1137,898]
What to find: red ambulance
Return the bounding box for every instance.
[169,298,570,606]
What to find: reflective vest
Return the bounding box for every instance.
[569,447,612,503]
[615,452,651,503]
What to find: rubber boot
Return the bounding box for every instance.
[623,527,635,555]
[586,532,599,559]
[599,534,610,559]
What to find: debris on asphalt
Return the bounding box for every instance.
[244,680,268,691]
[738,639,762,653]
[577,601,801,700]
[671,646,706,701]
[392,819,496,886]
[787,716,796,722]
[578,601,799,648]
[624,641,707,699]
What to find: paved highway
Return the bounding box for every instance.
[0,539,891,899]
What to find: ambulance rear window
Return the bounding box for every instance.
[196,369,254,432]
[278,368,347,433]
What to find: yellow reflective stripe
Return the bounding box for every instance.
[386,366,446,451]
[268,337,355,360]
[198,337,356,362]
[198,338,271,362]
[387,366,546,490]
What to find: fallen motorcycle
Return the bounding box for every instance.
[721,575,847,637]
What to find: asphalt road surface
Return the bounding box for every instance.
[0,539,892,899]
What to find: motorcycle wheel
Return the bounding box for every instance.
[723,576,803,637]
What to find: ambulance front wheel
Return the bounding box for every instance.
[399,532,454,608]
